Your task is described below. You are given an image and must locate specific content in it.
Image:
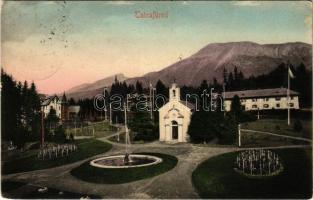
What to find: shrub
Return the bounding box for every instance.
[293,120,303,132]
[129,110,158,142]
[217,114,237,144]
[188,111,237,145]
[188,111,219,143]
[53,125,67,143]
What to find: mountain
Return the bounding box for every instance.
[125,41,312,87]
[66,73,127,99]
[66,41,311,100]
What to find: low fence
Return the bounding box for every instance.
[238,124,312,147]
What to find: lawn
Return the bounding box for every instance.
[192,148,312,198]
[107,131,155,144]
[2,139,112,174]
[71,152,178,184]
[1,181,26,192]
[66,121,117,138]
[240,119,312,147]
[1,181,100,199]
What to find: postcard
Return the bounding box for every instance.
[1,1,312,199]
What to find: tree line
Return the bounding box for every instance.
[74,62,311,124]
[1,70,41,147]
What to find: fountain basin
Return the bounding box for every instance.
[90,154,162,169]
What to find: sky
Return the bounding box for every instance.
[1,1,312,94]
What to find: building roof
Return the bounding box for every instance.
[41,95,60,106]
[224,88,299,100]
[179,100,195,110]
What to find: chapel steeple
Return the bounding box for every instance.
[169,83,180,101]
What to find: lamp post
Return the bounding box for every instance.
[41,107,45,148]
[238,124,241,147]
[149,82,153,119]
[223,83,226,117]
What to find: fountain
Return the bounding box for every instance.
[90,104,162,169]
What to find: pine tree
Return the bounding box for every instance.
[223,68,228,85]
[155,80,168,97]
[228,72,234,90]
[135,81,143,94]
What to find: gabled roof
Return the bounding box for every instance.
[224,88,299,100]
[41,95,60,106]
[179,100,195,110]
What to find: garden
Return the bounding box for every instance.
[192,148,312,198]
[2,139,112,174]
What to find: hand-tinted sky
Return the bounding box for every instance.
[1,1,311,94]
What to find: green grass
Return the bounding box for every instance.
[2,139,112,174]
[71,152,178,184]
[240,119,312,147]
[242,119,312,138]
[107,132,150,144]
[23,187,100,199]
[1,181,100,199]
[192,148,312,198]
[66,121,117,138]
[1,181,26,192]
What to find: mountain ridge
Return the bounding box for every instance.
[67,41,312,100]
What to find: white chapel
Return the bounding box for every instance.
[159,83,194,143]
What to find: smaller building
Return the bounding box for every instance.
[224,88,300,111]
[41,94,80,122]
[68,106,80,121]
[159,83,194,143]
[41,95,64,119]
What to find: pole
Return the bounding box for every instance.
[104,87,107,121]
[238,124,241,147]
[41,108,45,147]
[287,65,290,125]
[109,103,112,125]
[124,103,128,153]
[223,83,226,117]
[149,82,152,119]
[152,88,155,120]
[74,118,77,136]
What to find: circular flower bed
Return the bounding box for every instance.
[71,152,177,184]
[234,149,283,177]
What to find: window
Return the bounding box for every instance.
[252,98,257,102]
[276,103,280,108]
[252,105,258,108]
[291,96,294,100]
[275,97,281,101]
[263,104,269,108]
[264,98,269,101]
[289,103,294,107]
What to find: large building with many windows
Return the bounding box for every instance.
[224,88,299,111]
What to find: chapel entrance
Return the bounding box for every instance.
[172,121,178,140]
